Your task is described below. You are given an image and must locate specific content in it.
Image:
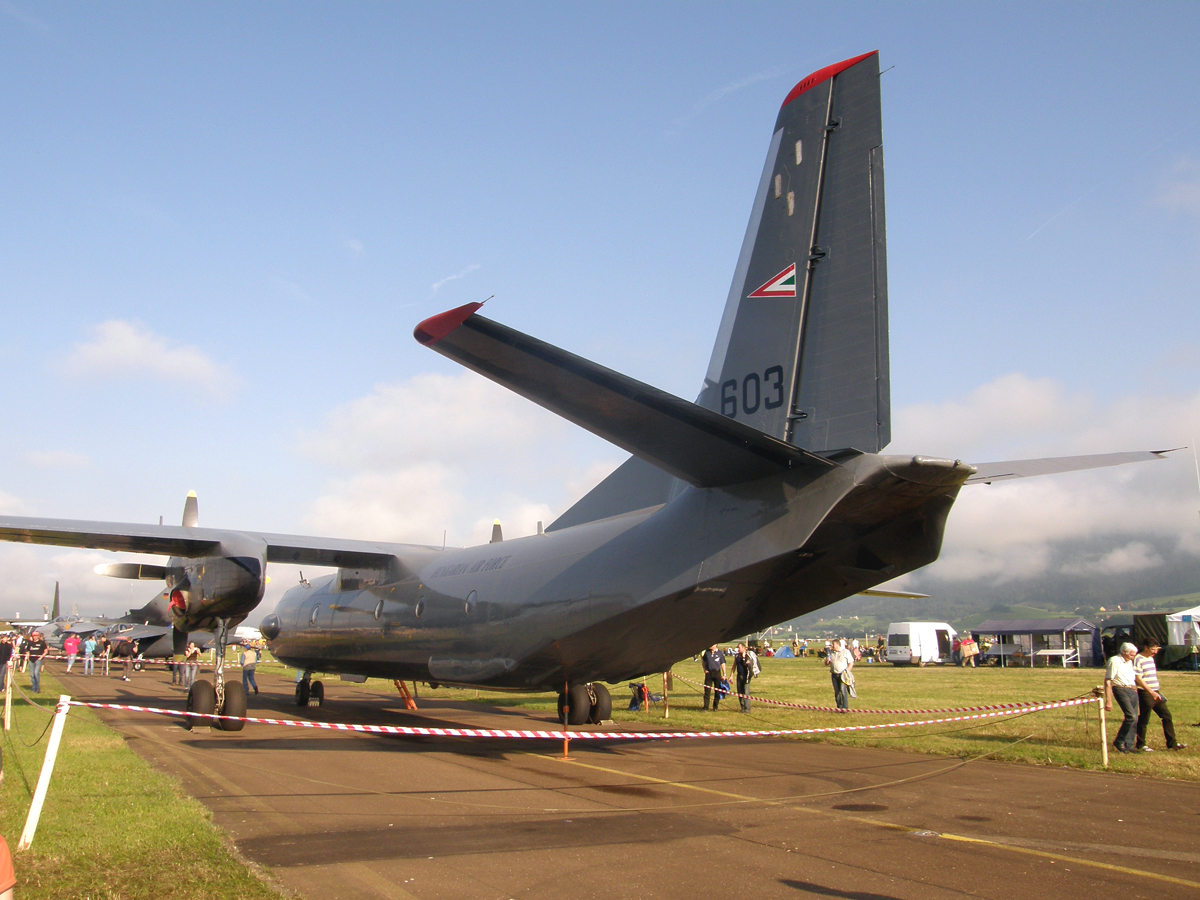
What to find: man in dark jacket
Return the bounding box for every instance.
[26,631,49,693]
[701,644,726,711]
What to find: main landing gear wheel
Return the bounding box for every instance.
[218,681,247,732]
[310,681,324,707]
[558,683,592,726]
[295,679,310,707]
[186,679,216,728]
[587,683,611,724]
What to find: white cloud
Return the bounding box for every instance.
[889,374,1200,587]
[1156,158,1200,216]
[431,264,479,292]
[342,237,364,256]
[62,320,238,396]
[298,371,615,547]
[24,450,91,470]
[0,490,27,515]
[0,543,165,620]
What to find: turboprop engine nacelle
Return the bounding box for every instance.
[165,537,268,631]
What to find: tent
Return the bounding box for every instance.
[975,618,1099,667]
[1136,604,1200,669]
[1166,605,1200,646]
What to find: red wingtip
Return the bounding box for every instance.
[414,301,484,345]
[781,51,877,109]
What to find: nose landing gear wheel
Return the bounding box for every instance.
[295,679,310,707]
[186,679,216,729]
[587,683,611,724]
[310,680,324,707]
[218,681,247,731]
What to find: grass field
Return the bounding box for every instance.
[256,655,1200,780]
[1,670,285,900]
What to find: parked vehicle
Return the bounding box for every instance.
[885,622,956,666]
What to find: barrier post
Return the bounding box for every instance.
[1096,689,1108,767]
[18,694,71,851]
[3,657,12,732]
[560,680,572,760]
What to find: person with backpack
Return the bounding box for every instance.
[734,643,759,713]
[240,641,259,695]
[701,644,726,711]
[825,638,854,710]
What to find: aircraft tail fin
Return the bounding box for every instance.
[51,581,60,620]
[698,51,890,455]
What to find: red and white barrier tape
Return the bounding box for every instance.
[67,696,1098,742]
[672,673,1079,716]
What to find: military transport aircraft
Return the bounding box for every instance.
[0,51,1173,729]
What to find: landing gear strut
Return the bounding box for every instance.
[557,683,611,726]
[185,618,246,731]
[295,672,324,708]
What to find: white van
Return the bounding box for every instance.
[886,622,957,666]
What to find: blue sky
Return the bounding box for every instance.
[2,2,1199,617]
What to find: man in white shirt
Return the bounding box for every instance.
[1104,642,1140,753]
[824,639,854,710]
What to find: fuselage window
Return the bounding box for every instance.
[464,590,477,616]
[414,596,426,619]
[373,598,384,620]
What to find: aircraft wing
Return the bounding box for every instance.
[415,303,836,487]
[964,449,1176,484]
[0,516,418,567]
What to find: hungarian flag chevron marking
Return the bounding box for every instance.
[747,263,797,298]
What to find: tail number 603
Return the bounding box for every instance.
[721,365,784,418]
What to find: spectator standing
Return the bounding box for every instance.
[27,631,49,693]
[113,638,135,682]
[733,643,753,713]
[63,633,81,672]
[1134,640,1186,752]
[1104,642,1140,753]
[0,635,12,692]
[0,833,15,900]
[82,635,97,676]
[184,641,201,688]
[825,638,854,710]
[700,644,726,711]
[240,642,259,695]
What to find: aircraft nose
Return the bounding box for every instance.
[260,613,281,641]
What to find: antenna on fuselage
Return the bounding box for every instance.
[299,570,310,586]
[490,520,503,544]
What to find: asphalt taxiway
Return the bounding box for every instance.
[54,666,1200,900]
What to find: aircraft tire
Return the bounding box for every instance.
[310,681,324,707]
[561,683,590,726]
[587,683,611,724]
[218,682,247,732]
[295,679,310,707]
[186,680,217,728]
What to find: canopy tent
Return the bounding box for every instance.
[975,618,1099,667]
[1166,605,1200,646]
[1134,605,1200,668]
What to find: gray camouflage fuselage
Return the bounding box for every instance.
[267,453,969,689]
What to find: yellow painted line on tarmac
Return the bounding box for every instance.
[541,754,1199,889]
[937,833,1200,890]
[542,753,790,805]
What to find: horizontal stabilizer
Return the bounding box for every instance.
[416,303,836,487]
[965,449,1176,484]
